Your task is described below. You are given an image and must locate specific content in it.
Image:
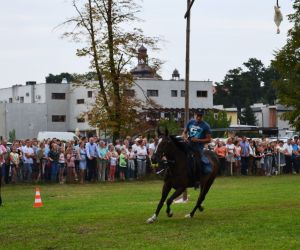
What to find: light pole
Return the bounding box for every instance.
[184,0,196,126]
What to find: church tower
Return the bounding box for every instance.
[131,45,161,80]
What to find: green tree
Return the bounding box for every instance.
[61,0,161,140]
[45,73,74,83]
[8,129,16,142]
[261,66,280,105]
[214,58,278,115]
[240,104,257,126]
[158,119,181,136]
[272,0,300,130]
[214,58,265,116]
[205,110,231,138]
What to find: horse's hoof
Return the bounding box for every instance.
[185,213,192,218]
[199,206,204,212]
[146,214,157,224]
[167,211,173,217]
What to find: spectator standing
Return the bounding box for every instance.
[22,140,34,182]
[107,144,118,182]
[255,144,265,175]
[48,143,60,182]
[58,147,66,184]
[136,139,148,179]
[292,141,300,174]
[85,137,98,182]
[0,142,7,184]
[119,149,127,181]
[234,141,241,175]
[214,141,227,176]
[283,139,293,173]
[36,142,45,183]
[275,141,286,174]
[9,146,20,183]
[249,140,257,175]
[127,147,136,180]
[225,138,235,176]
[77,141,87,184]
[66,150,77,183]
[114,139,122,152]
[1,139,11,183]
[240,136,250,176]
[97,141,108,182]
[264,143,274,176]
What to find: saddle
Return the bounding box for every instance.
[187,151,212,185]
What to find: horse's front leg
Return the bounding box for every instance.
[166,187,186,217]
[147,183,171,224]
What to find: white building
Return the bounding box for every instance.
[0,79,213,140]
[0,46,213,139]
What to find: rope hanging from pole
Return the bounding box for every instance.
[274,0,283,34]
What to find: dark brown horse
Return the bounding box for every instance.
[147,129,219,223]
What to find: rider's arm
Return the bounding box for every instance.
[190,134,212,144]
[181,128,188,141]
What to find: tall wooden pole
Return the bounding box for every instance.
[184,0,192,126]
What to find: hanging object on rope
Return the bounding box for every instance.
[274,0,283,34]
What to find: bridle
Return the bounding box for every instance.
[153,136,176,167]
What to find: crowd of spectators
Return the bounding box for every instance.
[0,136,157,185]
[212,136,300,176]
[0,135,299,185]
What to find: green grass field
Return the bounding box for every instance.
[0,176,300,250]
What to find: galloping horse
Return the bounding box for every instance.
[147,129,219,223]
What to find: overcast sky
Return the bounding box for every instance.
[0,0,294,88]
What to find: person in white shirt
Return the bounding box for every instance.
[283,139,293,173]
[22,140,35,181]
[136,139,148,178]
[225,138,235,176]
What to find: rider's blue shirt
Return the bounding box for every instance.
[186,119,211,151]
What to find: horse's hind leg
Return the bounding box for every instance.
[147,183,171,223]
[166,187,186,217]
[187,177,215,218]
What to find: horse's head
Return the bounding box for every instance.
[151,127,172,165]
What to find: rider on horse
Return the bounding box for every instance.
[181,109,212,179]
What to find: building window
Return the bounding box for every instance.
[147,90,159,97]
[196,91,208,98]
[26,92,30,97]
[52,93,66,100]
[52,115,66,122]
[20,97,24,103]
[77,118,85,123]
[87,91,93,98]
[77,99,85,104]
[171,90,178,97]
[9,98,13,103]
[124,89,135,97]
[181,90,185,97]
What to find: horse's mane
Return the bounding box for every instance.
[169,135,189,154]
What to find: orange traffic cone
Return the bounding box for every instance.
[33,187,43,208]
